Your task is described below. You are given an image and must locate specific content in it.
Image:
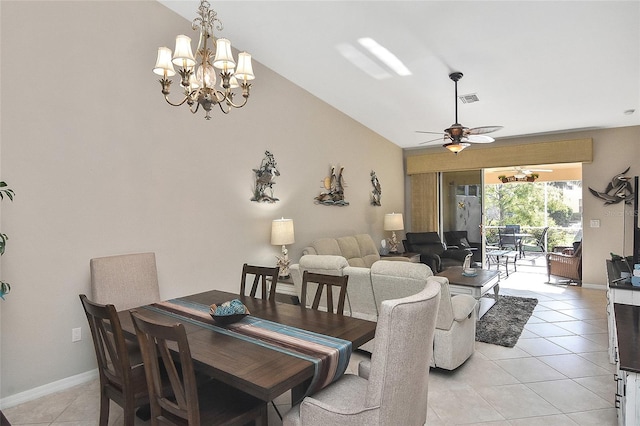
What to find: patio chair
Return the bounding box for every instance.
[498,227,521,255]
[547,241,582,285]
[521,227,549,257]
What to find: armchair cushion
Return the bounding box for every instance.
[451,294,477,321]
[298,255,349,273]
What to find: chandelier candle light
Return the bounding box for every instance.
[153,0,255,119]
[271,218,295,278]
[384,213,404,253]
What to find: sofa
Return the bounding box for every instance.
[290,234,407,322]
[290,234,477,370]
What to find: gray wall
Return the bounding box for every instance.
[0,1,404,397]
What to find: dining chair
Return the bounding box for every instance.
[240,263,279,300]
[283,280,441,425]
[300,271,349,314]
[90,252,160,311]
[240,263,282,419]
[79,294,149,426]
[129,311,268,426]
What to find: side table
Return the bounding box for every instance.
[270,275,300,305]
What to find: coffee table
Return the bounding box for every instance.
[436,266,500,319]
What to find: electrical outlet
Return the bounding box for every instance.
[72,327,81,342]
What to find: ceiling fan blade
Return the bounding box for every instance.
[415,130,446,135]
[467,126,503,135]
[465,134,494,143]
[528,169,553,172]
[418,137,446,146]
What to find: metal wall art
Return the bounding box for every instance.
[370,170,381,206]
[315,165,349,206]
[251,151,280,203]
[589,166,634,205]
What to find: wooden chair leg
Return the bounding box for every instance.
[98,392,110,426]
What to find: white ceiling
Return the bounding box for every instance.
[159,1,640,149]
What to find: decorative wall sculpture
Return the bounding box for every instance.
[251,151,280,203]
[315,165,349,206]
[370,170,381,206]
[589,166,634,205]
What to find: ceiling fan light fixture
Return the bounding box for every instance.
[444,142,470,154]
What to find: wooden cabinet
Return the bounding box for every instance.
[613,304,640,426]
[607,261,640,425]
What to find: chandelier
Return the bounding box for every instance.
[152,0,255,119]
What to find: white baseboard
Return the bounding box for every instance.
[0,369,98,409]
[582,282,606,290]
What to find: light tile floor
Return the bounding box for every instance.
[3,256,617,425]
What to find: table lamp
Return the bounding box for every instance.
[271,218,295,277]
[384,213,404,253]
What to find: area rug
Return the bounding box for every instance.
[475,295,538,347]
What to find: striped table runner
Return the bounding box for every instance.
[143,298,352,396]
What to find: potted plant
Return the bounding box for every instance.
[0,181,14,299]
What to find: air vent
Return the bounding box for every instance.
[458,93,479,104]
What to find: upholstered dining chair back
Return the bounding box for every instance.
[301,271,349,314]
[130,311,267,426]
[79,294,149,426]
[90,252,160,311]
[240,263,279,300]
[283,281,441,425]
[364,281,441,424]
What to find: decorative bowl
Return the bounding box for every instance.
[209,299,249,325]
[210,313,248,325]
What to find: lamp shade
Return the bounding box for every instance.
[271,218,295,245]
[234,52,255,81]
[213,38,236,70]
[153,47,176,76]
[172,35,196,67]
[444,142,470,154]
[383,213,404,231]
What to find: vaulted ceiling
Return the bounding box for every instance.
[159,1,640,149]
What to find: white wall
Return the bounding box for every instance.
[0,1,404,397]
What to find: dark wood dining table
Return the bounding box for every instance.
[117,289,377,403]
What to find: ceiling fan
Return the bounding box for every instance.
[417,72,503,154]
[495,166,553,179]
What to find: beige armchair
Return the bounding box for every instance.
[283,281,441,426]
[370,261,476,370]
